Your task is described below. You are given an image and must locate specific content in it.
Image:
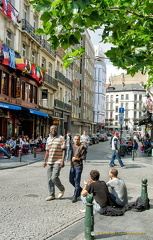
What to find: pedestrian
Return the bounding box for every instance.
[80,130,90,150]
[133,139,138,156]
[81,170,112,212]
[109,131,125,167]
[0,145,12,158]
[69,134,87,203]
[43,125,66,201]
[64,130,72,161]
[106,168,128,207]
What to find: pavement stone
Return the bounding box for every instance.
[1,144,153,240]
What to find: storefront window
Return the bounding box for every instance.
[2,72,9,95]
[15,78,21,98]
[33,86,37,104]
[21,81,25,100]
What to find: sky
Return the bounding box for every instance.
[88,29,126,83]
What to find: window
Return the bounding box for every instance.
[11,75,16,98]
[134,111,137,119]
[21,81,25,100]
[116,98,118,103]
[41,57,46,69]
[115,106,118,113]
[121,94,124,100]
[33,86,37,104]
[32,51,37,63]
[139,94,142,101]
[22,43,28,58]
[15,78,21,98]
[125,102,128,109]
[6,30,13,48]
[126,94,129,100]
[23,4,29,21]
[121,103,124,108]
[110,95,113,101]
[25,83,30,102]
[115,115,118,121]
[134,94,137,101]
[33,15,38,29]
[2,72,9,95]
[48,63,52,76]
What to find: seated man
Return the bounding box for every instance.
[81,170,112,212]
[106,168,128,207]
[144,138,152,155]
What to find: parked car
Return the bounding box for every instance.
[107,132,112,137]
[88,133,99,144]
[98,134,108,142]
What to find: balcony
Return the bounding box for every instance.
[65,77,72,89]
[41,39,56,57]
[55,71,72,88]
[54,99,72,112]
[22,19,41,44]
[39,99,52,109]
[0,1,19,24]
[43,73,58,89]
[55,71,65,84]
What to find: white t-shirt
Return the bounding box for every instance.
[107,178,128,206]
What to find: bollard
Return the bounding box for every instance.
[34,146,37,158]
[132,150,134,161]
[85,194,94,240]
[141,179,150,209]
[19,149,22,162]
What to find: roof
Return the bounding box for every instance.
[106,83,145,92]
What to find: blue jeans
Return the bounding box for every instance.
[110,150,124,167]
[0,147,11,158]
[69,167,82,198]
[47,163,65,197]
[65,147,71,161]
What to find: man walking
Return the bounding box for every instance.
[43,125,66,201]
[109,131,125,167]
[64,130,72,161]
[69,134,86,203]
[80,130,90,150]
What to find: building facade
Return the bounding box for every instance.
[93,45,106,132]
[106,84,146,133]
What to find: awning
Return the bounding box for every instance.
[0,102,21,110]
[29,109,48,117]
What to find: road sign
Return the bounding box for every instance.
[119,116,124,125]
[119,108,124,114]
[119,113,124,117]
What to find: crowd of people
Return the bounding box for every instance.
[43,125,128,215]
[0,135,47,158]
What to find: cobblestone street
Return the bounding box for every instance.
[1,141,153,240]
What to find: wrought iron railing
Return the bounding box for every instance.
[22,19,41,44]
[41,39,56,57]
[43,73,58,89]
[54,99,72,112]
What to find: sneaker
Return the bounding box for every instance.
[46,195,55,201]
[72,197,77,203]
[57,190,65,199]
[121,165,126,168]
[79,209,86,213]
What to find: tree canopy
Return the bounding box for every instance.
[30,0,153,87]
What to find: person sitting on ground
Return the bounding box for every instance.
[144,138,152,155]
[106,168,128,207]
[81,170,112,212]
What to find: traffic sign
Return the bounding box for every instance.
[119,113,124,117]
[119,116,124,125]
[119,108,124,114]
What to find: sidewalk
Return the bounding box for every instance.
[50,153,153,240]
[0,151,45,170]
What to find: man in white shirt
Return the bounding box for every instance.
[109,131,125,167]
[107,168,128,207]
[80,130,90,150]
